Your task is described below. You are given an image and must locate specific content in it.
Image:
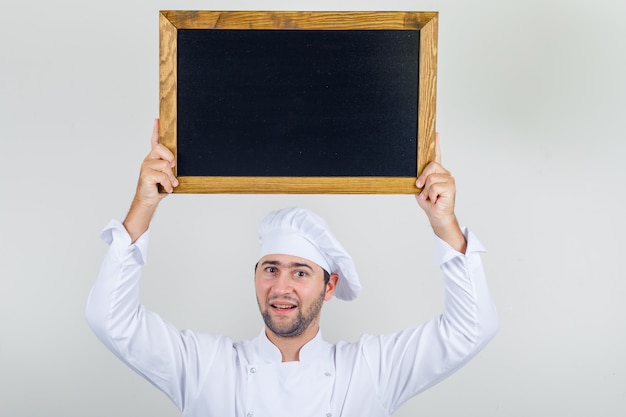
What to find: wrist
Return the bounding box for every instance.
[429,215,467,254]
[123,198,159,243]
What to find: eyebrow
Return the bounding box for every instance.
[260,260,314,271]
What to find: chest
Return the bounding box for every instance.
[244,361,335,417]
[186,337,389,417]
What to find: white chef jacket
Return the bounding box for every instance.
[86,220,498,417]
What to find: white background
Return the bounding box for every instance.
[1,0,625,416]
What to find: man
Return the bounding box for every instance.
[86,119,498,416]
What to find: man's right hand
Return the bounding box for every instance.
[123,119,179,242]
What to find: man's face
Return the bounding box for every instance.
[255,254,336,339]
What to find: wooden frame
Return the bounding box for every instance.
[159,10,438,194]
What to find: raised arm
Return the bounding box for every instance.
[85,121,220,410]
[358,134,498,413]
[415,133,466,253]
[123,119,178,242]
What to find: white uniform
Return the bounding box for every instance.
[86,220,498,417]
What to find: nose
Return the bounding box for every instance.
[270,272,293,295]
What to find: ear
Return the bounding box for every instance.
[324,273,339,301]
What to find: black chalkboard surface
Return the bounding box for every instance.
[177,29,418,177]
[159,11,438,193]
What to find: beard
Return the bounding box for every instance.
[259,288,326,338]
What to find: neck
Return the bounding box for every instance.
[265,324,319,362]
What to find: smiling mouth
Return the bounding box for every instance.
[271,304,296,310]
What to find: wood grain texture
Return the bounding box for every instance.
[160,10,437,30]
[417,14,438,177]
[174,176,420,194]
[159,12,177,173]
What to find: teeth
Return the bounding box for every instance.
[273,304,295,309]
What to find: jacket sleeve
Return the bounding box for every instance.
[361,227,499,413]
[85,220,228,412]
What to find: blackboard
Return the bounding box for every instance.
[159,11,439,193]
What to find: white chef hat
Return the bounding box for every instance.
[258,207,361,301]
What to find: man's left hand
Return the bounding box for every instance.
[415,133,467,253]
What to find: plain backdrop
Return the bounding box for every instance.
[1,0,625,416]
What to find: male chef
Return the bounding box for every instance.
[86,119,499,416]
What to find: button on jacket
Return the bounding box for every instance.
[86,220,499,417]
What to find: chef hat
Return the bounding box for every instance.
[258,207,361,301]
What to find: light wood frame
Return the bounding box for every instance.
[159,10,438,194]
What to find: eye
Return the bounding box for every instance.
[294,270,308,278]
[264,266,277,274]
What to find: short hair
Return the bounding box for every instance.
[323,269,331,285]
